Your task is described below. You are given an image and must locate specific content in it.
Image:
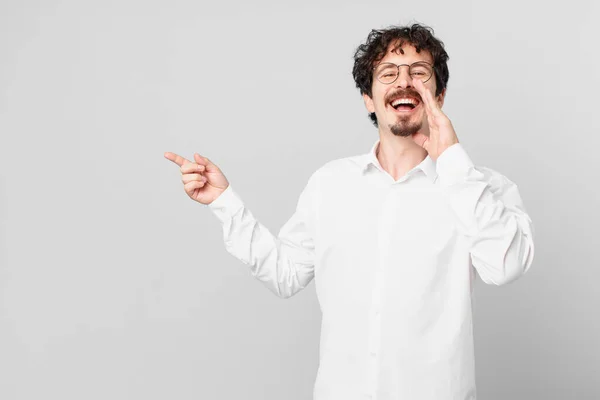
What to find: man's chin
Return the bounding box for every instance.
[389,121,422,137]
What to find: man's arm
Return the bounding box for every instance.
[436,144,535,286]
[207,173,319,298]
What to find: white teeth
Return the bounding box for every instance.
[391,98,418,106]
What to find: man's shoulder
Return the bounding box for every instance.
[471,164,520,193]
[311,153,367,179]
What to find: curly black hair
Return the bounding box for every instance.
[352,23,450,126]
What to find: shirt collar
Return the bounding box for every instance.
[357,139,438,182]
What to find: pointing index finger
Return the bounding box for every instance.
[164,152,191,167]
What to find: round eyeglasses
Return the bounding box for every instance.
[373,61,434,85]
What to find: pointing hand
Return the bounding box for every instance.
[164,152,230,204]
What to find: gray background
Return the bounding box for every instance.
[1,0,598,399]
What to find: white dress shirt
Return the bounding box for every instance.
[207,141,535,400]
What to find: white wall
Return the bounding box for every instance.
[1,0,598,399]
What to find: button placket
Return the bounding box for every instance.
[364,186,395,399]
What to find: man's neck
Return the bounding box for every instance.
[376,132,428,181]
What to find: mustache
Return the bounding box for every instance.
[384,89,422,104]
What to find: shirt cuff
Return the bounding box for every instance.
[435,143,475,185]
[207,185,245,224]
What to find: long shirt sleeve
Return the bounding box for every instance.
[436,143,535,286]
[207,173,319,298]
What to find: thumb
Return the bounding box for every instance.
[194,153,218,172]
[194,153,208,166]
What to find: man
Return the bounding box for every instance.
[165,23,534,400]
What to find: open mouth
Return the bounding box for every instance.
[389,97,420,112]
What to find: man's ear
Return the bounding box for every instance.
[363,93,375,113]
[437,88,446,108]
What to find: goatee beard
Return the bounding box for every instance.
[389,118,422,137]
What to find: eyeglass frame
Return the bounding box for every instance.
[372,61,435,85]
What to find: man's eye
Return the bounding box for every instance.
[411,72,426,76]
[382,73,396,78]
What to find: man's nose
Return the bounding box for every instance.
[394,66,413,89]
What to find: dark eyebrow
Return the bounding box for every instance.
[375,63,396,69]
